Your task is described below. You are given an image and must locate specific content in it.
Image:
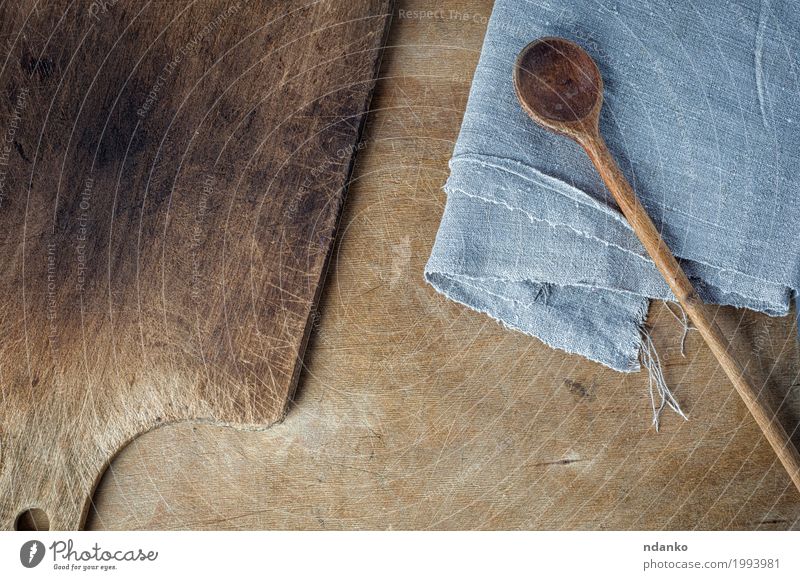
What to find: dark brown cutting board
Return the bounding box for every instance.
[0,0,392,530]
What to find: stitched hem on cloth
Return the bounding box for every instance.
[447,154,797,315]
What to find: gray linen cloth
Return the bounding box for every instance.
[426,0,800,394]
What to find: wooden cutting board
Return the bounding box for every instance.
[0,0,391,530]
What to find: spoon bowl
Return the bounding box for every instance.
[513,37,603,138]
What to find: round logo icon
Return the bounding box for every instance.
[20,540,46,568]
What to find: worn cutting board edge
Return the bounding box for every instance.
[0,0,394,531]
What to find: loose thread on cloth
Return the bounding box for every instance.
[663,302,695,357]
[639,325,688,431]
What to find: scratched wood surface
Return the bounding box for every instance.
[0,0,392,530]
[82,0,799,530]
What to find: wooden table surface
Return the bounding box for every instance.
[86,0,800,530]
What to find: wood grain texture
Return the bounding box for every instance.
[45,0,800,530]
[0,0,392,530]
[515,37,800,492]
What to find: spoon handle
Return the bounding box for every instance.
[581,132,800,493]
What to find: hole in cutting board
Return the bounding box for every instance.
[14,508,50,531]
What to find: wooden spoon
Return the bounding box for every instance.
[513,36,800,493]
